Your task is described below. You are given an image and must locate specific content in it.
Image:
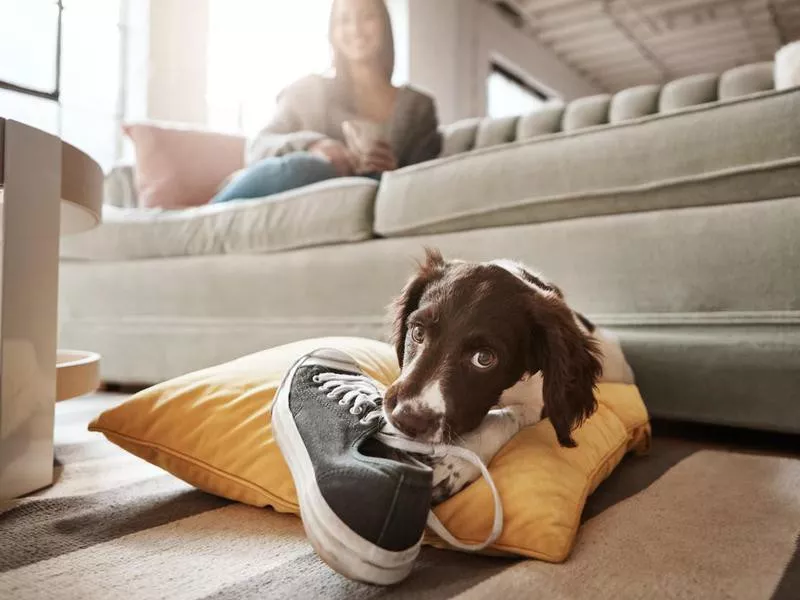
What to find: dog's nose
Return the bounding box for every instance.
[390,406,438,439]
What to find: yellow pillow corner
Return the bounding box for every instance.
[90,337,650,562]
[425,382,649,561]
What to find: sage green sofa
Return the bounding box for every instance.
[59,61,800,434]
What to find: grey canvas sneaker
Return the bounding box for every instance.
[272,348,505,585]
[271,349,433,585]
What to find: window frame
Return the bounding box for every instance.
[0,0,63,102]
[488,60,550,106]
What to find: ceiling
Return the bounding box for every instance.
[487,0,800,93]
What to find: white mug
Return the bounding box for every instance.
[775,41,800,91]
[342,120,389,156]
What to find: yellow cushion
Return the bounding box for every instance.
[89,337,650,562]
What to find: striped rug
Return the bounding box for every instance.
[1,395,798,600]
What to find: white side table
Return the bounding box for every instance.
[0,118,103,499]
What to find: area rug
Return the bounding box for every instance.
[1,396,798,600]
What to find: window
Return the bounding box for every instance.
[487,62,549,119]
[207,0,333,136]
[0,0,62,99]
[0,0,139,171]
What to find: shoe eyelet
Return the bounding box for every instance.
[312,375,321,384]
[338,399,348,406]
[349,407,360,415]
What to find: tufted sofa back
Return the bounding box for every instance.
[440,62,776,157]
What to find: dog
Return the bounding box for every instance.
[383,249,635,501]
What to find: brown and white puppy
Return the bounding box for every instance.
[384,248,631,449]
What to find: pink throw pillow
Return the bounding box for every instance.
[124,123,246,209]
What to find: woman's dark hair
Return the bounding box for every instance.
[329,0,395,105]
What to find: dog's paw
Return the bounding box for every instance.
[431,456,479,504]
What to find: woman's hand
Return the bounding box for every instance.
[308,138,356,176]
[356,141,397,174]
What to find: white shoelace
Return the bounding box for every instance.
[315,372,504,552]
[314,372,385,424]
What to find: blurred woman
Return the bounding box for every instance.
[212,0,441,204]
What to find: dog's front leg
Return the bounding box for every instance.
[431,406,531,503]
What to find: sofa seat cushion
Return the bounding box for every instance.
[60,196,800,388]
[61,178,378,260]
[375,87,800,237]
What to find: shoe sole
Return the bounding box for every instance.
[271,352,421,586]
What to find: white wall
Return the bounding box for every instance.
[473,2,600,110]
[143,0,600,127]
[387,0,411,85]
[146,0,208,123]
[407,0,473,124]
[393,0,600,124]
[123,0,151,124]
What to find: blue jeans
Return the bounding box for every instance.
[212,152,340,204]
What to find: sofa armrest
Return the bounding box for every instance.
[104,164,138,208]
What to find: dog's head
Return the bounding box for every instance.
[384,248,602,447]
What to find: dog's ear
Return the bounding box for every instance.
[390,248,446,366]
[514,263,565,300]
[517,263,598,335]
[525,292,602,447]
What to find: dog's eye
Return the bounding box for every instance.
[410,325,425,344]
[471,349,497,370]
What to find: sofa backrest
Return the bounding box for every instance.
[439,62,775,157]
[106,62,776,208]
